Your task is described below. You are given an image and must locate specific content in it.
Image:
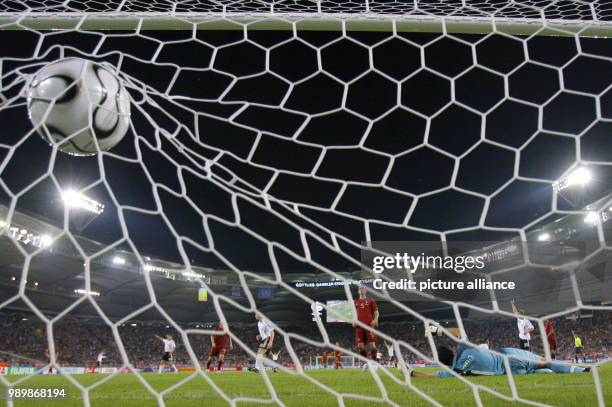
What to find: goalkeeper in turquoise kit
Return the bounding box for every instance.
[411,325,590,378]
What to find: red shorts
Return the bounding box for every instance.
[209,346,226,358]
[548,339,557,352]
[355,327,376,344]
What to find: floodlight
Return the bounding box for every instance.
[183,270,204,279]
[584,212,599,224]
[144,264,167,273]
[74,288,100,296]
[553,167,592,192]
[61,189,104,215]
[537,232,551,241]
[112,256,126,265]
[39,234,52,247]
[566,168,591,186]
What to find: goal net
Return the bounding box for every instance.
[0,0,611,406]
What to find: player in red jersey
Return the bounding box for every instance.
[544,319,557,359]
[333,343,343,369]
[321,352,329,368]
[206,322,233,372]
[353,286,379,362]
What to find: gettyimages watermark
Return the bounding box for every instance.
[371,252,486,274]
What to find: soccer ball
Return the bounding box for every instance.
[27,58,130,156]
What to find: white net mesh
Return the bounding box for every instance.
[0,1,611,406]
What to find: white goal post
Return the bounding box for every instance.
[0,13,609,33]
[1,1,612,37]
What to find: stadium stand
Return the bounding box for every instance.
[1,311,609,369]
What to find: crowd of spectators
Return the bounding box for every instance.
[1,311,609,369]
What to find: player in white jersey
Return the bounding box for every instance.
[96,351,107,368]
[253,313,275,373]
[155,334,178,373]
[512,300,534,350]
[384,341,397,367]
[271,350,281,372]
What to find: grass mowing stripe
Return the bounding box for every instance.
[0,364,608,407]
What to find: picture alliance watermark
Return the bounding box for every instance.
[372,277,516,291]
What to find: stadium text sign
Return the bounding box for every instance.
[294,278,373,288]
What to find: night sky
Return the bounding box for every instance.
[1,27,612,274]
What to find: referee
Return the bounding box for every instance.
[572,330,583,363]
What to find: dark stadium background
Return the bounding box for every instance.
[0,28,611,328]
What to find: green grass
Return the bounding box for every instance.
[1,364,610,406]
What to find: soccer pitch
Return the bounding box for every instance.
[2,365,610,407]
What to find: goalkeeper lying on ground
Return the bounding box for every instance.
[411,325,590,378]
